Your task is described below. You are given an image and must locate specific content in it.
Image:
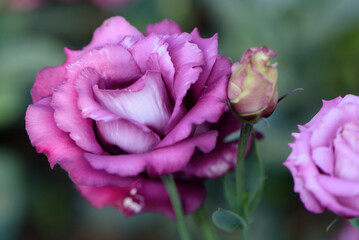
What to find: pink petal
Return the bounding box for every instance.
[145,19,182,36]
[159,58,229,147]
[286,132,359,217]
[25,97,135,187]
[334,134,359,181]
[93,71,172,134]
[129,34,175,97]
[312,146,334,175]
[52,45,141,153]
[190,29,219,99]
[84,16,143,51]
[96,119,160,154]
[304,96,343,129]
[52,82,103,154]
[163,33,207,132]
[183,143,237,178]
[76,178,205,218]
[318,175,359,197]
[75,68,119,121]
[31,65,66,103]
[183,113,241,178]
[85,130,218,177]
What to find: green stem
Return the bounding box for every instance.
[236,122,253,217]
[161,174,191,240]
[241,227,250,240]
[235,122,253,240]
[193,206,218,240]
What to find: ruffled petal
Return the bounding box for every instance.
[84,16,143,51]
[183,143,237,178]
[129,34,175,97]
[75,68,119,121]
[52,45,142,153]
[25,97,135,187]
[85,130,218,177]
[93,71,172,134]
[76,178,206,218]
[164,33,206,132]
[31,65,66,103]
[190,29,219,99]
[160,57,230,147]
[96,119,160,154]
[318,175,359,198]
[145,19,182,36]
[310,104,357,148]
[52,82,103,154]
[183,113,241,178]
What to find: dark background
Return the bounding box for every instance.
[1,0,359,239]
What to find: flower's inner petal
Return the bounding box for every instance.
[93,71,172,135]
[129,34,175,99]
[334,122,359,181]
[189,29,219,99]
[96,119,160,154]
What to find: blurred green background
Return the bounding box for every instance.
[1,0,359,239]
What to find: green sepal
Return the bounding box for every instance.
[349,218,359,231]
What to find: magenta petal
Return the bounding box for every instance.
[52,81,103,154]
[68,44,142,88]
[183,143,237,178]
[93,71,172,134]
[75,68,118,121]
[129,34,175,96]
[190,29,219,99]
[76,178,205,218]
[96,119,160,154]
[26,97,135,187]
[85,130,218,176]
[31,65,66,103]
[145,19,182,36]
[84,16,143,51]
[164,33,206,132]
[52,45,142,153]
[160,73,228,148]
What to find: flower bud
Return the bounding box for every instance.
[227,46,278,121]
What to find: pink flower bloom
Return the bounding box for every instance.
[284,94,359,218]
[26,16,241,217]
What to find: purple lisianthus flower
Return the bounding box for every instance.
[285,94,359,218]
[26,16,242,217]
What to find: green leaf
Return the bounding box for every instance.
[349,218,359,231]
[223,172,239,212]
[212,208,247,232]
[243,137,265,219]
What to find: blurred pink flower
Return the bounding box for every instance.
[285,95,359,218]
[26,16,242,217]
[6,0,132,11]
